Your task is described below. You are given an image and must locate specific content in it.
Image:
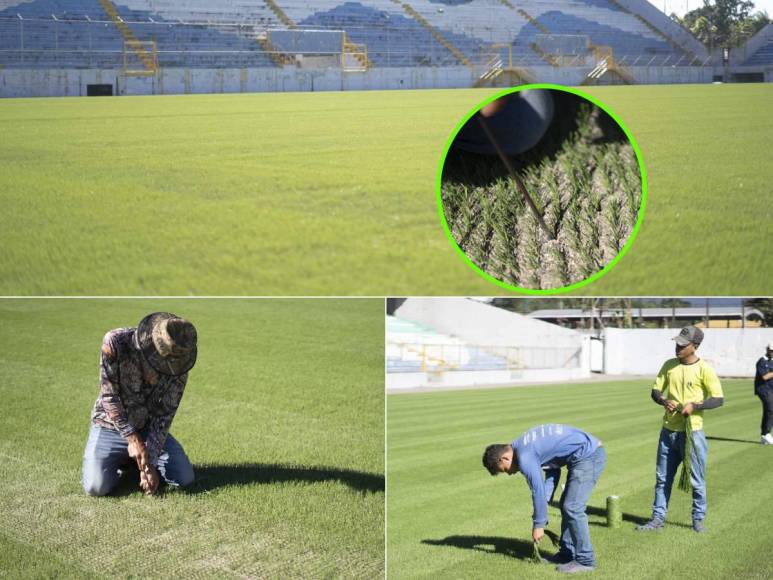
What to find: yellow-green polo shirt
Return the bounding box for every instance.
[653,358,723,432]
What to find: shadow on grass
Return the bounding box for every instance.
[99,462,383,497]
[421,535,537,561]
[187,463,384,494]
[585,505,692,529]
[706,436,760,445]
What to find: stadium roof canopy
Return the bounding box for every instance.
[526,307,764,321]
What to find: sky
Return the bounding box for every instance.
[651,0,773,17]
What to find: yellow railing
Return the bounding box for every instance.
[390,0,472,67]
[582,44,635,84]
[99,0,156,74]
[264,0,296,29]
[342,32,370,71]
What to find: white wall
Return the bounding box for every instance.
[0,64,721,98]
[603,327,773,377]
[394,298,583,349]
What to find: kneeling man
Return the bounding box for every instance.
[82,312,197,496]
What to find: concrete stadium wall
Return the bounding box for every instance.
[731,23,773,66]
[0,64,720,98]
[387,366,591,390]
[615,0,709,60]
[603,327,773,377]
[394,298,584,350]
[388,298,592,390]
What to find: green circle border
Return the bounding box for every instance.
[435,83,647,295]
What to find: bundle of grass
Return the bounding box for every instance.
[677,414,694,493]
[530,529,561,564]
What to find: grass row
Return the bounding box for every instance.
[441,100,642,290]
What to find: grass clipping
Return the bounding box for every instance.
[530,529,561,564]
[677,413,693,493]
[441,102,642,290]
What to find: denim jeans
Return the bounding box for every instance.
[758,389,773,435]
[651,427,707,521]
[557,446,606,568]
[82,424,194,496]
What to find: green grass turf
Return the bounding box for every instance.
[387,379,773,579]
[0,299,384,578]
[0,83,770,295]
[441,93,642,289]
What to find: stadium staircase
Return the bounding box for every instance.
[256,0,296,65]
[264,0,296,29]
[496,0,559,67]
[256,32,295,66]
[389,0,472,67]
[475,48,534,87]
[581,45,635,84]
[342,33,371,70]
[604,0,699,63]
[98,0,156,74]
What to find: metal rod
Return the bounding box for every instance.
[476,114,554,240]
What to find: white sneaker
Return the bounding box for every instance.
[761,434,773,445]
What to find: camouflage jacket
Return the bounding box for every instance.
[91,328,188,465]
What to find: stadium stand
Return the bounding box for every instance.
[0,0,701,70]
[387,315,509,372]
[387,298,591,390]
[740,23,773,66]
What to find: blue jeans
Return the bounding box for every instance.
[557,446,606,568]
[82,424,194,496]
[651,427,707,521]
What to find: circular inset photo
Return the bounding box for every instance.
[438,84,645,293]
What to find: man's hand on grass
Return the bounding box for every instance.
[140,465,160,495]
[532,527,544,543]
[127,433,149,471]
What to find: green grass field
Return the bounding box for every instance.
[387,379,773,579]
[0,299,384,578]
[0,83,771,295]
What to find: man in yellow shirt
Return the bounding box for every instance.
[636,326,724,534]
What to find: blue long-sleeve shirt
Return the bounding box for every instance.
[512,424,601,527]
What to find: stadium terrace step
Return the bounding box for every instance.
[256,31,294,66]
[495,0,560,66]
[98,0,155,73]
[581,46,635,84]
[264,0,296,29]
[0,0,702,70]
[604,0,699,63]
[389,0,472,67]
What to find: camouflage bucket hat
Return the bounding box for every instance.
[135,312,197,376]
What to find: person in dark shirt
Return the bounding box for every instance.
[755,343,773,445]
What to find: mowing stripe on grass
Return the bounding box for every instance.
[388,378,773,579]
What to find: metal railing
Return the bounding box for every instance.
[386,342,582,373]
[0,16,715,70]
